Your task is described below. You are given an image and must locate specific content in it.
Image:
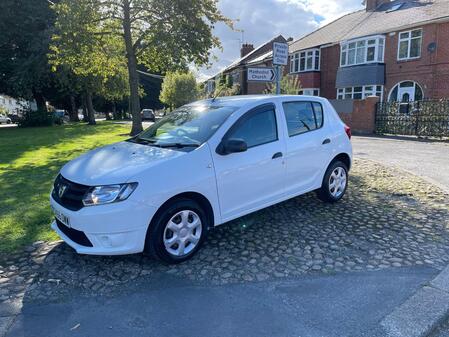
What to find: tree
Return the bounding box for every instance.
[50,0,129,125]
[265,73,301,95]
[51,0,231,135]
[0,0,56,113]
[160,72,199,109]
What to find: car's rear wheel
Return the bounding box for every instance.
[317,160,348,203]
[145,198,208,263]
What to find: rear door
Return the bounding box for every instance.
[211,103,286,222]
[280,100,331,196]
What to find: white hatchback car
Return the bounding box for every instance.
[51,95,352,263]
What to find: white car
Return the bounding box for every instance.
[50,95,352,263]
[0,115,12,124]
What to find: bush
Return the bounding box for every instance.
[18,109,58,127]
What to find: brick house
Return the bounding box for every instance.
[289,0,449,102]
[206,35,289,95]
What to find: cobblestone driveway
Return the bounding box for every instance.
[1,159,449,304]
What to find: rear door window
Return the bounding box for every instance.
[282,101,324,137]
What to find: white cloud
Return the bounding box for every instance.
[195,0,364,81]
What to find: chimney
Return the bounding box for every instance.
[240,43,254,58]
[365,0,390,11]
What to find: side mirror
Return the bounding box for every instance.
[216,138,248,155]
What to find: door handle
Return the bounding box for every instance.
[322,138,331,145]
[272,152,283,159]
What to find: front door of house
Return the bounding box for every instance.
[398,86,415,102]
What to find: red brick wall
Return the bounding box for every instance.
[384,22,449,99]
[335,97,379,134]
[320,45,340,99]
[290,72,321,89]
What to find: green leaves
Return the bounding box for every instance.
[159,71,199,109]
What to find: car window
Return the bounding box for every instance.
[282,101,324,137]
[136,105,237,146]
[226,107,278,148]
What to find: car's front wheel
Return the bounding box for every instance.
[317,160,348,203]
[145,198,208,263]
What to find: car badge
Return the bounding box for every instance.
[58,184,67,198]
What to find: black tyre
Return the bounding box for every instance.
[317,160,349,203]
[145,198,209,263]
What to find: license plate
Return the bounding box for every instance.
[52,206,70,227]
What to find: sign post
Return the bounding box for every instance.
[272,42,289,95]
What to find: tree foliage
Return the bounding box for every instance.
[265,73,301,95]
[50,0,232,135]
[159,72,199,109]
[0,0,56,112]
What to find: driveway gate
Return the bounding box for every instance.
[375,100,449,137]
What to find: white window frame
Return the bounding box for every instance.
[298,88,320,96]
[340,35,385,67]
[337,85,384,101]
[290,48,320,73]
[397,28,422,61]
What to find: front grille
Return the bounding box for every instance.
[52,174,90,211]
[55,219,93,247]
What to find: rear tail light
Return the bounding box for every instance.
[344,125,351,139]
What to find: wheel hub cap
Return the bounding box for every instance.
[329,166,347,198]
[163,210,202,257]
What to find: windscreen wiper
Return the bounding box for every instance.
[157,143,200,148]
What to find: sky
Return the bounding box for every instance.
[195,0,364,81]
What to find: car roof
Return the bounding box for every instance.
[194,95,328,108]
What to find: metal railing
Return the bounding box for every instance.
[375,100,449,137]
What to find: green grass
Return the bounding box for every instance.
[0,122,132,255]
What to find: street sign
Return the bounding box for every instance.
[273,42,289,66]
[247,67,276,82]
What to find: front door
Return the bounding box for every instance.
[211,104,286,222]
[398,86,414,102]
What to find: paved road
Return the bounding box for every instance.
[352,135,449,192]
[4,267,437,337]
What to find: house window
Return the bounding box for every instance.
[298,88,320,96]
[337,85,383,100]
[398,29,422,60]
[290,49,320,73]
[388,81,423,102]
[340,36,385,67]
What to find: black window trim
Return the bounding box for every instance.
[218,103,279,152]
[282,100,325,138]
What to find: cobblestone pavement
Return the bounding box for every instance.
[0,159,448,305]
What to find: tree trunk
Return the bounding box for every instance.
[32,88,47,113]
[68,95,80,122]
[112,103,118,120]
[81,94,88,122]
[86,90,96,125]
[123,0,142,135]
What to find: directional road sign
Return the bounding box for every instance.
[247,67,276,82]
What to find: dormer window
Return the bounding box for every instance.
[340,36,385,67]
[290,48,320,73]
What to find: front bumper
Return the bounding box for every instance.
[50,195,157,255]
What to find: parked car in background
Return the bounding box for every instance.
[141,108,155,122]
[7,114,20,124]
[50,95,352,263]
[0,115,12,124]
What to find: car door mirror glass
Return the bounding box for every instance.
[217,138,247,155]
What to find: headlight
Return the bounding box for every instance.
[82,183,138,206]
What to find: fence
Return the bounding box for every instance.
[376,100,449,137]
